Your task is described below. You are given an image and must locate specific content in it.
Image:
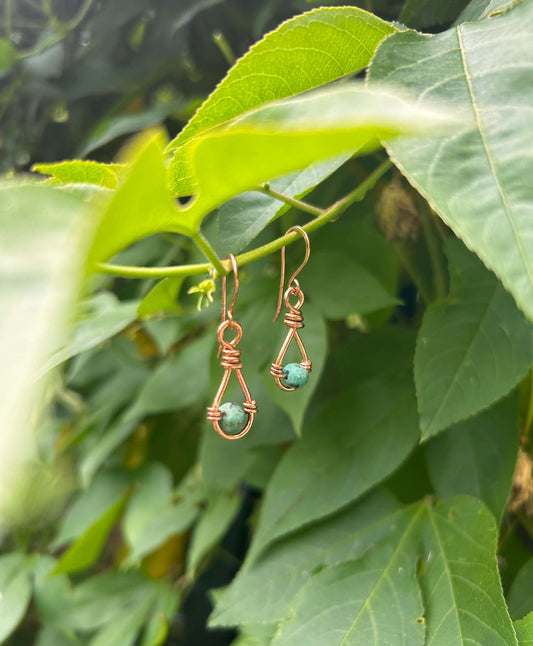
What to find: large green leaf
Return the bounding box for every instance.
[368,0,533,320]
[182,84,456,227]
[419,497,518,645]
[305,249,399,318]
[0,183,89,516]
[166,6,397,194]
[271,508,425,646]
[229,497,517,645]
[210,490,402,627]
[425,394,519,521]
[246,364,419,561]
[87,130,194,267]
[414,241,531,438]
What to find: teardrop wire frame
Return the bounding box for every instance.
[271,227,312,391]
[207,255,257,440]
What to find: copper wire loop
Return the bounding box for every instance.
[284,310,304,329]
[206,406,222,421]
[301,360,312,372]
[220,347,242,370]
[217,319,243,348]
[270,362,285,378]
[243,401,258,414]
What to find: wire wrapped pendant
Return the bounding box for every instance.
[271,283,312,391]
[207,255,257,440]
[271,226,312,391]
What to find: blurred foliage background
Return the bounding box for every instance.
[0,1,507,645]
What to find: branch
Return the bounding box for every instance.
[259,184,323,217]
[96,159,392,280]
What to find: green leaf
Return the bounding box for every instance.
[68,571,155,632]
[79,417,140,486]
[271,507,425,646]
[210,489,402,627]
[167,6,397,194]
[124,469,203,563]
[516,613,533,645]
[53,472,130,548]
[138,277,185,316]
[87,129,193,267]
[0,183,89,514]
[123,463,173,544]
[182,84,456,226]
[88,598,152,646]
[263,303,327,434]
[212,156,350,257]
[419,497,518,645]
[425,394,519,521]
[305,250,399,319]
[126,334,213,419]
[187,490,241,576]
[140,583,180,646]
[508,559,533,620]
[414,241,532,438]
[0,554,32,644]
[247,365,419,561]
[54,494,128,574]
[79,99,188,157]
[368,0,533,320]
[32,160,123,189]
[42,294,139,373]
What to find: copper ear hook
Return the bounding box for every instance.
[208,255,257,440]
[271,226,312,392]
[273,226,310,322]
[218,254,239,357]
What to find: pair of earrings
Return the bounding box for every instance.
[207,226,312,440]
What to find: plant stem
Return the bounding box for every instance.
[96,159,392,280]
[192,232,225,275]
[259,184,323,217]
[212,31,235,65]
[420,201,447,299]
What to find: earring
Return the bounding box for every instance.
[207,255,257,440]
[271,226,312,391]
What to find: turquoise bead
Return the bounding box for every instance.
[219,402,248,435]
[281,363,309,389]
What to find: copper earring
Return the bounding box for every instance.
[207,255,257,440]
[271,226,312,391]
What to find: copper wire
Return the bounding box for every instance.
[208,254,256,440]
[271,229,312,392]
[274,226,310,322]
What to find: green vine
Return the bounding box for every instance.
[96,159,392,280]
